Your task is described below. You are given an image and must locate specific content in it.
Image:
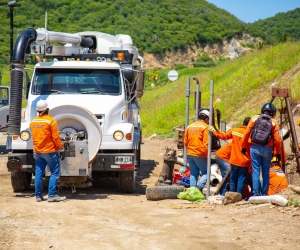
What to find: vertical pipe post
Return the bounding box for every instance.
[193,78,200,120]
[183,78,190,167]
[45,11,48,30]
[206,80,214,197]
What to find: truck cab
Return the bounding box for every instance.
[7,28,144,193]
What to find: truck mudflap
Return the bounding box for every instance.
[92,153,135,171]
[7,152,35,172]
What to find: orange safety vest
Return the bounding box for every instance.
[184,120,209,157]
[268,165,288,195]
[30,114,63,153]
[216,142,232,162]
[214,126,251,167]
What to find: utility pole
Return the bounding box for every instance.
[8,1,21,64]
[0,1,21,64]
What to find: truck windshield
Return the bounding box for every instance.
[31,68,121,95]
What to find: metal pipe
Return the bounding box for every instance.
[36,28,93,47]
[207,80,214,197]
[193,78,200,120]
[214,166,231,195]
[9,5,13,64]
[183,78,190,167]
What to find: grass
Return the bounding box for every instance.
[287,197,300,207]
[2,43,300,137]
[140,42,300,137]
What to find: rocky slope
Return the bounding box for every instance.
[141,33,260,70]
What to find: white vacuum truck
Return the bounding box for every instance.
[6,28,144,193]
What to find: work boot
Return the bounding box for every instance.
[36,196,45,202]
[48,195,66,202]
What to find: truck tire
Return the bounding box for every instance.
[146,185,185,201]
[135,145,141,169]
[119,171,135,193]
[11,172,32,192]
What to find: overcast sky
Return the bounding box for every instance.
[206,0,300,23]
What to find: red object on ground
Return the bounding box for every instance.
[173,168,190,184]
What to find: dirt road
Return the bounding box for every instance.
[0,134,300,250]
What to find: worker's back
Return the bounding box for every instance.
[268,164,288,195]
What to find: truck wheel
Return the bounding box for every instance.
[119,171,135,193]
[146,185,185,201]
[135,145,141,169]
[11,172,32,192]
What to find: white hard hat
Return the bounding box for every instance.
[199,110,210,117]
[36,100,48,112]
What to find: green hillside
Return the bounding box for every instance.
[140,42,300,137]
[250,8,300,43]
[0,0,255,67]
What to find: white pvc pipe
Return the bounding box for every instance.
[176,157,189,167]
[36,28,83,45]
[211,164,222,183]
[248,195,287,207]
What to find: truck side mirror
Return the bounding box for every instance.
[135,71,145,98]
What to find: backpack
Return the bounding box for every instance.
[250,114,273,145]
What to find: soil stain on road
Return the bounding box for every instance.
[0,135,300,250]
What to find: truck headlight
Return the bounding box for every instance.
[20,130,31,141]
[113,131,124,141]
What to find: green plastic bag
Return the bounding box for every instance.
[177,187,205,202]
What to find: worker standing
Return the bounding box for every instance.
[208,117,251,196]
[215,142,232,195]
[30,100,66,202]
[242,103,281,196]
[184,110,210,192]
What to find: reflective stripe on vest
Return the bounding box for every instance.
[232,131,243,138]
[188,124,207,129]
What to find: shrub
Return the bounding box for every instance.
[193,61,216,68]
[175,64,187,70]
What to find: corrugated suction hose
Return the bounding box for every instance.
[8,68,23,135]
[8,28,37,135]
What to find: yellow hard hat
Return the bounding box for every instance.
[271,156,278,162]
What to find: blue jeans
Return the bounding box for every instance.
[34,152,60,197]
[215,155,230,196]
[230,164,248,195]
[187,155,207,189]
[250,145,273,196]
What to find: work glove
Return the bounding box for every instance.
[276,154,281,162]
[207,125,216,133]
[179,166,187,173]
[241,148,247,155]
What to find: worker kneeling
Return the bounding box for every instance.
[268,157,288,195]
